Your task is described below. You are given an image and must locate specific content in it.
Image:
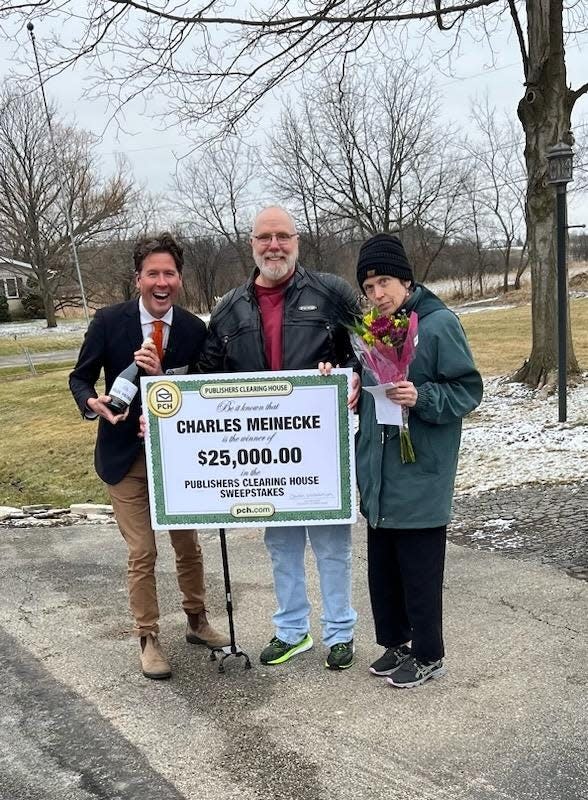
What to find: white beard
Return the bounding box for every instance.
[254,253,296,283]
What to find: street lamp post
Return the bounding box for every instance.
[546,141,574,423]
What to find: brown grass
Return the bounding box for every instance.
[0,333,84,356]
[460,297,587,376]
[0,368,108,507]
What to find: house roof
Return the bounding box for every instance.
[0,256,33,273]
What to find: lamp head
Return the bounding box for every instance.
[546,141,574,186]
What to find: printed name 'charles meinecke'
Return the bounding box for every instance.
[176,415,321,434]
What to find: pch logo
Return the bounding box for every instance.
[147,381,182,418]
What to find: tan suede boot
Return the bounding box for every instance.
[139,633,172,680]
[186,610,230,648]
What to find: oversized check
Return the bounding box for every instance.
[141,369,356,529]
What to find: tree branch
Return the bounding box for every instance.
[92,0,502,28]
[570,81,588,106]
[507,0,528,79]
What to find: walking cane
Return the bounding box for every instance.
[210,528,251,673]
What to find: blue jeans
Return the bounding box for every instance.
[263,524,357,647]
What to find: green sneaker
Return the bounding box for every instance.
[259,634,313,665]
[325,640,355,670]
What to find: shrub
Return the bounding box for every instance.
[0,293,11,323]
[21,292,46,319]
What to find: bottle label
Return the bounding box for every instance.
[109,377,138,405]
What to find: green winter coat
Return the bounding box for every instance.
[356,285,483,529]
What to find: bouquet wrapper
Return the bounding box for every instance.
[351,312,418,463]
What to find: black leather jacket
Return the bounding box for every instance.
[199,265,361,373]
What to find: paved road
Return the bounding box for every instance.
[0,349,79,368]
[1,516,586,800]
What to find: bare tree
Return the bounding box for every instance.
[265,104,337,271]
[3,1,587,384]
[267,60,464,278]
[270,62,452,231]
[82,193,165,306]
[456,174,495,298]
[569,231,588,265]
[171,139,258,278]
[0,88,135,326]
[177,233,241,313]
[462,97,528,291]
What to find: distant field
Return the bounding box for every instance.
[0,299,586,507]
[460,297,587,375]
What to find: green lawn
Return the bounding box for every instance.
[0,298,586,507]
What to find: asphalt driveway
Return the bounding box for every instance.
[0,520,586,800]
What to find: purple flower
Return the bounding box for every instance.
[370,315,393,338]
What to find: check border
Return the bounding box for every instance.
[143,371,355,529]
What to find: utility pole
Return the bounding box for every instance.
[27,21,90,327]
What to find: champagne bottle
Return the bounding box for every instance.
[106,336,153,414]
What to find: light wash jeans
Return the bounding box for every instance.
[263,524,357,647]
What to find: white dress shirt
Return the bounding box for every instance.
[138,298,173,353]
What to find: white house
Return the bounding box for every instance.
[0,256,35,316]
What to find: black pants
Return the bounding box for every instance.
[367,524,447,662]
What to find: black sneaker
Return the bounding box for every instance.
[369,644,411,676]
[259,634,313,665]
[325,640,355,670]
[387,656,447,688]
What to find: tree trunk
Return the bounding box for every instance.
[502,245,511,293]
[512,0,579,387]
[43,294,57,328]
[513,243,529,290]
[35,266,57,328]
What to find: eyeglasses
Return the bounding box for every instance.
[252,232,298,245]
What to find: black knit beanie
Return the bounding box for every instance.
[356,233,414,290]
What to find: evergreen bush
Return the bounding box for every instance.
[21,292,45,319]
[0,292,11,322]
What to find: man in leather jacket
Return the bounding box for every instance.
[199,206,361,670]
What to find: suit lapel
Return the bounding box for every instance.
[164,307,182,367]
[124,300,143,353]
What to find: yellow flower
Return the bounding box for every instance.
[363,309,377,327]
[363,332,376,346]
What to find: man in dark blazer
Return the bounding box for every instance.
[70,232,228,680]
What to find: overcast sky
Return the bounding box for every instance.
[2,12,587,227]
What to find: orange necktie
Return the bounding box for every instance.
[151,320,165,361]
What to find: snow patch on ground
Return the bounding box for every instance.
[0,320,89,337]
[456,376,588,495]
[455,304,512,315]
[0,316,211,337]
[451,517,529,549]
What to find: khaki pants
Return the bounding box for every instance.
[108,452,206,636]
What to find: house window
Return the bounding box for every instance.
[2,278,19,298]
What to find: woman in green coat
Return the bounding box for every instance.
[355,233,483,688]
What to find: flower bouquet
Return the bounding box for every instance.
[351,308,418,463]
